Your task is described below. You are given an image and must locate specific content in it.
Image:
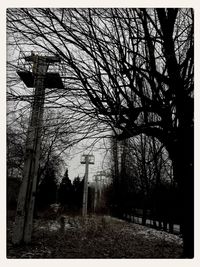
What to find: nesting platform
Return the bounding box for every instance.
[17,71,64,89]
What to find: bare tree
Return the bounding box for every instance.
[110,134,174,227]
[7,8,193,257]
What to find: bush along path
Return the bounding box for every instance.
[7,215,183,258]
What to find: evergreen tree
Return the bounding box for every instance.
[37,164,58,209]
[58,169,73,207]
[72,176,84,211]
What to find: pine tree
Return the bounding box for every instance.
[58,169,73,207]
[72,176,84,211]
[37,164,58,209]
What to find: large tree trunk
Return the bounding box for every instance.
[157,8,194,257]
[168,127,194,258]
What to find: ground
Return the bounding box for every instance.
[7,215,183,258]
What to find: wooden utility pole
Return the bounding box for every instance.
[80,154,95,217]
[12,53,62,244]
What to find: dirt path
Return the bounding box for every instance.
[7,215,183,258]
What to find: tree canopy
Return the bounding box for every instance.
[7,9,193,143]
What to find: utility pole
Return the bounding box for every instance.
[82,156,89,217]
[93,175,98,212]
[93,171,106,213]
[12,52,63,244]
[80,154,95,217]
[97,172,105,195]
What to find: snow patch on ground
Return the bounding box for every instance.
[8,215,183,258]
[107,216,183,246]
[37,219,75,232]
